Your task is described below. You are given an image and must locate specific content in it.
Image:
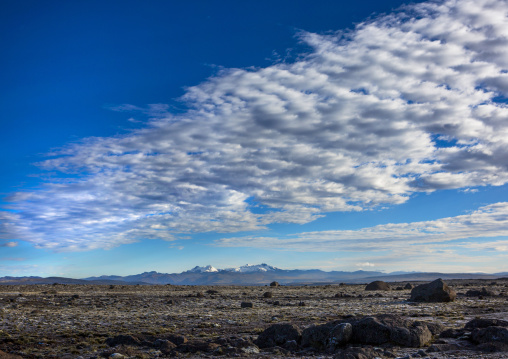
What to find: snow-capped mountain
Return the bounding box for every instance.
[223,263,278,273]
[187,265,219,273]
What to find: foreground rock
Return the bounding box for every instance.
[410,278,456,302]
[365,281,391,291]
[258,314,436,354]
[255,323,301,349]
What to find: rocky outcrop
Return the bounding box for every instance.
[258,314,435,354]
[410,278,456,302]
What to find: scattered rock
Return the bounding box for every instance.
[106,334,141,347]
[263,291,273,298]
[365,281,391,291]
[255,323,301,349]
[466,287,497,297]
[241,301,253,308]
[410,278,456,302]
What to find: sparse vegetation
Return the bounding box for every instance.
[0,279,506,358]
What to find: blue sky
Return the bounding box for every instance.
[2,0,508,277]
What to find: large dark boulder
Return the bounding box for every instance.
[410,278,456,302]
[351,315,432,347]
[301,321,352,352]
[255,323,301,348]
[365,281,391,291]
[351,317,391,344]
[472,326,508,344]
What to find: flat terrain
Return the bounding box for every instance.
[0,279,507,358]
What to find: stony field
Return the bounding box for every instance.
[0,279,507,358]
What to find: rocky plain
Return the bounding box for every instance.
[0,278,507,359]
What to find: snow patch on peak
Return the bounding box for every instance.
[188,265,219,273]
[224,263,279,273]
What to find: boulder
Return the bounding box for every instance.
[270,281,280,287]
[404,283,413,290]
[365,281,391,291]
[255,323,301,348]
[351,317,391,344]
[466,287,497,297]
[241,301,253,308]
[351,315,432,347]
[301,321,352,352]
[471,326,508,344]
[410,278,456,302]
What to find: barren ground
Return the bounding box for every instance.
[1,279,507,358]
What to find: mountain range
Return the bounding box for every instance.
[1,264,507,285]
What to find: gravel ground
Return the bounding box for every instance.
[0,279,507,358]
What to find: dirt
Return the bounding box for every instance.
[0,279,507,358]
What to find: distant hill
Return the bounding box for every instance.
[1,264,507,285]
[0,276,146,285]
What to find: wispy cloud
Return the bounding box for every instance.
[214,202,508,251]
[2,0,508,251]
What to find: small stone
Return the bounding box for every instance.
[241,301,253,308]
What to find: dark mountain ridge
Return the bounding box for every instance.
[1,264,506,285]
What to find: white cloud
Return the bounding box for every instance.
[3,0,508,251]
[214,202,508,251]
